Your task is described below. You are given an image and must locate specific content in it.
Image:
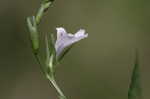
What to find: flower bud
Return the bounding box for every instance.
[27,16,39,54]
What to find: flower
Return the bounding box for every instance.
[55,27,88,58]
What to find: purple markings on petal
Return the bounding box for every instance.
[55,27,88,57]
[56,27,67,39]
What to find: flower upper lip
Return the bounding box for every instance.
[55,27,88,58]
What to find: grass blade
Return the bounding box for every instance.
[128,51,142,99]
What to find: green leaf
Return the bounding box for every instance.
[45,33,56,66]
[45,34,51,65]
[128,51,142,99]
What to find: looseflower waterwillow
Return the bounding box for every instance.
[26,0,88,99]
[45,27,88,99]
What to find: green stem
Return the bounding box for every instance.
[34,54,46,76]
[47,75,67,99]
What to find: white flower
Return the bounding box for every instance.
[55,27,88,57]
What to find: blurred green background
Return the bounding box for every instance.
[0,0,150,99]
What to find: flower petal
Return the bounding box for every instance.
[56,27,67,39]
[55,27,88,58]
[75,29,86,37]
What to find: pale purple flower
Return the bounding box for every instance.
[55,27,88,57]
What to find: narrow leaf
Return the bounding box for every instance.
[45,33,56,65]
[128,51,142,99]
[45,34,51,65]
